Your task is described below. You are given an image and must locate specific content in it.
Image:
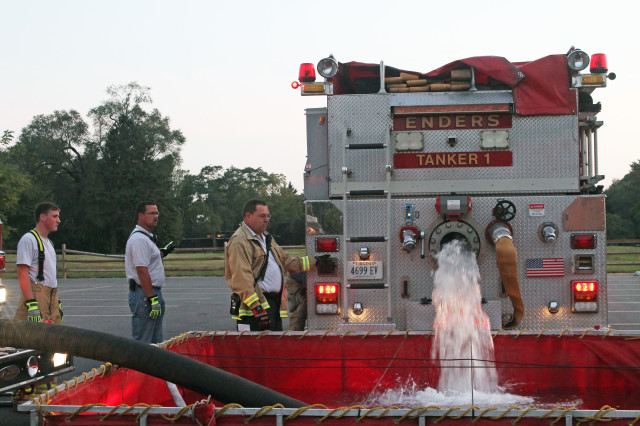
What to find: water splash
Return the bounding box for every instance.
[432,240,497,394]
[370,240,537,408]
[372,377,534,407]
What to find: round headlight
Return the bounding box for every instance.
[317,56,339,78]
[567,49,590,71]
[27,356,39,377]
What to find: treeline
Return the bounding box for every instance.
[2,83,639,251]
[605,160,640,240]
[0,83,304,253]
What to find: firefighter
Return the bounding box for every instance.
[225,199,329,331]
[125,201,175,343]
[14,202,63,324]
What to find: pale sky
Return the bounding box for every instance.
[1,0,636,192]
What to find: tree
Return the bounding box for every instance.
[0,130,32,240]
[3,111,90,247]
[4,83,185,252]
[605,160,640,239]
[178,166,306,244]
[87,83,185,252]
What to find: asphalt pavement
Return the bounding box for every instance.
[0,276,246,426]
[1,274,639,425]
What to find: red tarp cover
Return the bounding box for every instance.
[332,54,576,116]
[47,334,640,411]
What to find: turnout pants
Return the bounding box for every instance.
[15,281,62,324]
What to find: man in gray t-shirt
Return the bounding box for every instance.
[15,202,63,323]
[125,201,173,343]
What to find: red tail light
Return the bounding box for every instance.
[574,281,597,298]
[316,237,339,252]
[571,234,596,249]
[299,63,316,83]
[315,283,339,314]
[0,251,5,271]
[572,280,598,313]
[316,283,338,302]
[590,53,608,73]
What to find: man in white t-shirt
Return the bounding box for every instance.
[125,201,173,343]
[15,202,62,323]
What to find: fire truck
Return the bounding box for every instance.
[294,47,615,332]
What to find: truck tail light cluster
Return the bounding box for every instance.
[0,250,5,272]
[572,281,598,312]
[316,283,339,314]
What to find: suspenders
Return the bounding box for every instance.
[29,230,46,282]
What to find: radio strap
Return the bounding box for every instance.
[131,230,158,245]
[255,234,272,283]
[29,230,46,282]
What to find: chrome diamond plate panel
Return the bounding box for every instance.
[327,93,580,196]
[306,195,607,331]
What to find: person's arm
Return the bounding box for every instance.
[136,266,155,297]
[17,264,34,299]
[273,243,316,273]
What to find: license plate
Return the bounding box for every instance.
[347,261,383,280]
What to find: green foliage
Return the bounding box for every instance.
[0,144,31,239]
[1,82,305,252]
[605,161,640,239]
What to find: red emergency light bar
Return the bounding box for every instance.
[316,237,339,252]
[571,234,596,249]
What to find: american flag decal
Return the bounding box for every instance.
[526,258,564,277]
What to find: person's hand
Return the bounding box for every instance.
[59,300,64,323]
[315,254,332,268]
[149,295,162,319]
[25,299,42,322]
[160,241,175,258]
[252,306,270,330]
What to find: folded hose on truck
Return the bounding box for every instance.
[495,237,524,329]
[0,319,306,408]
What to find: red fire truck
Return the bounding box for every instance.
[295,47,615,332]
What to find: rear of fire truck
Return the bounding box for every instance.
[294,47,615,332]
[0,219,73,400]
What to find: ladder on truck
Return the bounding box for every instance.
[340,117,394,329]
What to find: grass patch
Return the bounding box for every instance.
[605,246,640,273]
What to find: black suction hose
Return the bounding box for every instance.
[0,319,306,408]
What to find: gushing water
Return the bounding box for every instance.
[431,240,497,394]
[369,240,535,407]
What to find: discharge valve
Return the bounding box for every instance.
[540,222,558,243]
